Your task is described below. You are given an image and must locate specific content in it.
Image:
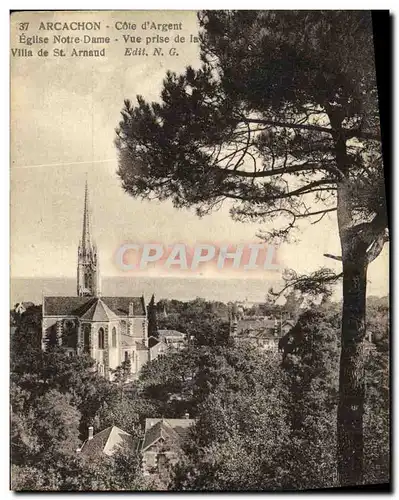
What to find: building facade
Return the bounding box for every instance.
[41,181,150,379]
[140,417,195,477]
[229,305,295,352]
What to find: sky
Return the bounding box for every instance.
[10,11,389,297]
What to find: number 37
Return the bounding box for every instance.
[18,22,29,31]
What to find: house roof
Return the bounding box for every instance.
[249,329,277,339]
[16,301,34,309]
[80,298,120,322]
[235,319,277,338]
[43,296,146,317]
[148,337,167,348]
[142,418,195,452]
[80,426,134,457]
[158,330,185,339]
[282,319,295,328]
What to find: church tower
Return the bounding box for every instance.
[77,180,101,297]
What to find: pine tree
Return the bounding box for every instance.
[115,12,388,484]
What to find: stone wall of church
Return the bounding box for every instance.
[89,323,108,377]
[108,323,120,370]
[42,316,78,349]
[42,314,148,379]
[137,349,150,373]
[129,317,148,342]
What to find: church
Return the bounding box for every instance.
[41,181,151,379]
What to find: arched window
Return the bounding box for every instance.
[98,328,105,349]
[124,350,129,361]
[63,319,77,348]
[83,325,91,353]
[112,327,117,348]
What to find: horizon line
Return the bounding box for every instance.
[11,274,283,281]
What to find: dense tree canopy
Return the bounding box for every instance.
[10,291,389,490]
[10,309,147,491]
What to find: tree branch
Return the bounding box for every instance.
[240,118,380,141]
[366,229,389,264]
[324,253,343,262]
[269,267,344,300]
[211,161,322,178]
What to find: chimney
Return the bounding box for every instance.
[184,412,190,419]
[88,426,94,440]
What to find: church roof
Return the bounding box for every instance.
[100,296,146,316]
[80,426,134,457]
[80,298,120,322]
[43,296,146,317]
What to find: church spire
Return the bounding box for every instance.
[77,178,101,297]
[81,178,92,254]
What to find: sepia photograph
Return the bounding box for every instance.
[10,9,390,491]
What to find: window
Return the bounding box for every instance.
[112,327,117,348]
[124,351,129,361]
[98,328,105,349]
[63,319,77,348]
[120,320,127,335]
[83,325,90,353]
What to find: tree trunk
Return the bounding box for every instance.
[337,251,367,486]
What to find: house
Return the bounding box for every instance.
[78,425,134,458]
[140,417,195,476]
[149,339,169,360]
[230,316,281,351]
[281,319,295,335]
[157,330,186,349]
[228,303,296,351]
[234,324,280,352]
[78,417,195,483]
[14,302,34,315]
[148,330,186,357]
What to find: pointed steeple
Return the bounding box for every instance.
[81,178,92,254]
[77,178,101,297]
